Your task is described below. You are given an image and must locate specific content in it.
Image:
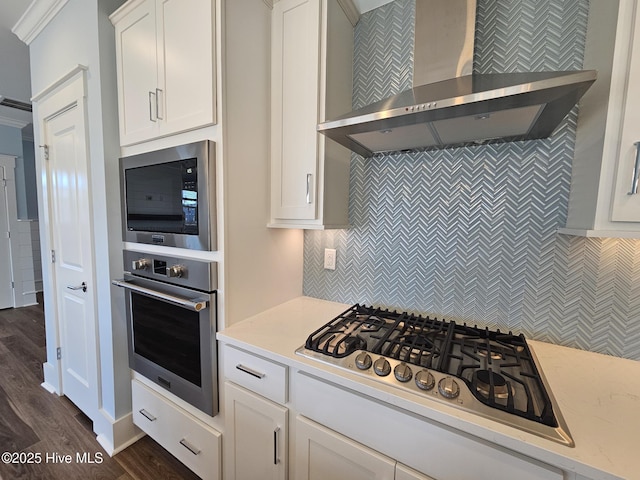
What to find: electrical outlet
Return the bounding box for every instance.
[324,248,336,270]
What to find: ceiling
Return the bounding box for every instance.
[0,0,33,129]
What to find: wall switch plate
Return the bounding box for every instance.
[324,248,336,270]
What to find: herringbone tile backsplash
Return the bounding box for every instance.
[304,0,640,360]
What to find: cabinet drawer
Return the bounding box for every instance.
[223,345,287,404]
[132,380,221,480]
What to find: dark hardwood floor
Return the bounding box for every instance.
[0,297,200,480]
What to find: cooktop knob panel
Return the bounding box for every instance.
[415,369,435,390]
[438,377,460,399]
[355,352,372,370]
[393,363,413,382]
[373,358,391,377]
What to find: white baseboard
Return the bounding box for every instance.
[42,361,60,393]
[94,410,144,457]
[40,381,57,394]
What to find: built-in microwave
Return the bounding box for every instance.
[120,140,216,251]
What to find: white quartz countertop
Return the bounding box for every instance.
[217,296,640,480]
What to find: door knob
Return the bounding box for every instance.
[67,282,87,293]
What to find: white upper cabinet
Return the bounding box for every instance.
[561,0,640,237]
[111,0,216,146]
[269,0,353,229]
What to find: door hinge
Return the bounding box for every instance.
[1,178,6,187]
[51,250,56,263]
[39,144,49,160]
[56,347,62,360]
[11,281,14,289]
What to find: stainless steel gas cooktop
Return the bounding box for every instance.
[296,304,574,447]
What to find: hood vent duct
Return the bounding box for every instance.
[0,95,32,113]
[317,0,596,158]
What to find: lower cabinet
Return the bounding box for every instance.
[131,379,222,480]
[224,381,288,480]
[296,416,435,480]
[295,371,563,480]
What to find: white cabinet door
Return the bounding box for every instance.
[156,0,215,137]
[112,0,216,146]
[270,0,352,228]
[611,0,640,222]
[271,0,321,221]
[295,415,396,480]
[225,382,288,480]
[114,0,158,145]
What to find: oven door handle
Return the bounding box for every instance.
[112,279,208,312]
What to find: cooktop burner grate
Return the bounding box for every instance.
[303,304,560,429]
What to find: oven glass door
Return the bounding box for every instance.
[119,274,217,416]
[130,292,202,386]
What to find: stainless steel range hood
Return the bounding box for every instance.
[317,0,596,158]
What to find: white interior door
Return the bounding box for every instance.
[0,163,13,309]
[43,94,99,418]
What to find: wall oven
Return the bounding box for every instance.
[113,250,218,416]
[120,140,216,251]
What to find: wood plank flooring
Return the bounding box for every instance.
[0,298,200,480]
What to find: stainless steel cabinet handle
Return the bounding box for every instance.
[235,364,265,379]
[306,173,313,204]
[156,88,164,120]
[111,279,208,312]
[273,427,280,465]
[149,91,157,122]
[66,282,87,293]
[628,142,640,195]
[179,438,201,456]
[139,409,156,422]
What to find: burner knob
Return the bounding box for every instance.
[393,363,413,383]
[415,369,435,391]
[438,377,460,399]
[166,264,186,278]
[132,258,150,271]
[373,358,391,377]
[355,352,372,370]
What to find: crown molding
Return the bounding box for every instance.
[338,0,360,27]
[12,0,71,45]
[0,115,30,129]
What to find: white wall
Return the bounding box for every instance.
[28,0,131,453]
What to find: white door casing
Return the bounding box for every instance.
[36,69,100,419]
[0,157,15,309]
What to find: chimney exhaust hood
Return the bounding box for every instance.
[317,0,596,158]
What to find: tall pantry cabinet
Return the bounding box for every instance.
[110,0,303,478]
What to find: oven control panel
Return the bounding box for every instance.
[123,249,217,291]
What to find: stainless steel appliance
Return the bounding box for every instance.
[120,140,216,251]
[296,304,573,446]
[317,0,596,157]
[113,249,218,416]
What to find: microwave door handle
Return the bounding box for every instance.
[111,279,208,312]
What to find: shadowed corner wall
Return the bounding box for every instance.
[303,0,640,360]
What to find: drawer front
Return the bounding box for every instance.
[223,345,287,404]
[132,380,221,480]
